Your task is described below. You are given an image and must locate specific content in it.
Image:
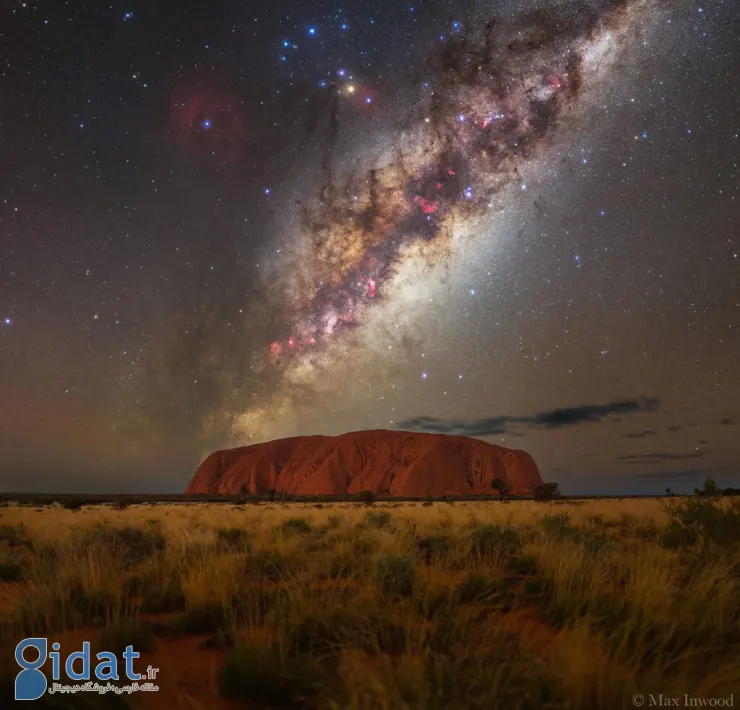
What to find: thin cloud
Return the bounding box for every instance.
[631,468,720,480]
[617,451,708,464]
[622,430,658,439]
[396,398,659,436]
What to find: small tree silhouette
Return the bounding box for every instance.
[267,488,276,502]
[533,482,560,502]
[491,477,511,502]
[702,477,719,497]
[358,490,375,506]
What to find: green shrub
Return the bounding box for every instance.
[220,645,323,707]
[0,552,23,581]
[533,482,560,501]
[174,603,227,634]
[541,513,574,535]
[288,614,348,657]
[0,524,29,546]
[661,498,740,550]
[122,568,185,614]
[364,511,392,529]
[414,534,452,564]
[456,572,502,604]
[89,526,166,566]
[248,550,291,582]
[374,555,416,597]
[469,525,522,557]
[216,527,251,549]
[281,517,312,536]
[358,490,376,506]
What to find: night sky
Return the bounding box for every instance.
[1,0,738,495]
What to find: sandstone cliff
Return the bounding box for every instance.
[186,430,542,497]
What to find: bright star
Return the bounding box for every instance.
[201,118,212,130]
[264,188,271,196]
[307,26,317,36]
[123,11,133,21]
[3,317,11,326]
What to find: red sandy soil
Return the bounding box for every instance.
[187,429,542,497]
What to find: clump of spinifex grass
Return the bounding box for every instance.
[1,497,739,709]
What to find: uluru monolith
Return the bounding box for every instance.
[186,430,542,497]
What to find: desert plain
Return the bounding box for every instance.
[0,496,738,709]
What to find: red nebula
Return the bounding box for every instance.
[367,278,377,298]
[170,77,246,163]
[413,196,439,214]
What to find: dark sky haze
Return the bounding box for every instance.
[1,0,738,494]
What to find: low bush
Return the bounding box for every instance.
[374,555,416,597]
[220,645,323,707]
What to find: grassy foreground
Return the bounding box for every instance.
[0,497,739,708]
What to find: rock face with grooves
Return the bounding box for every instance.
[186,430,542,497]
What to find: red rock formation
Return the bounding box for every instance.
[186,430,542,497]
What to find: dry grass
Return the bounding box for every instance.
[0,497,738,709]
